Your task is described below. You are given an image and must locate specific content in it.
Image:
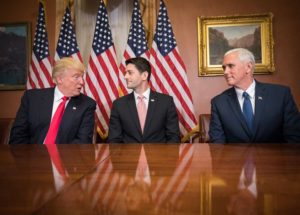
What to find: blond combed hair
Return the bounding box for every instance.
[52,57,85,83]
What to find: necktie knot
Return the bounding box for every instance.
[242,92,250,99]
[137,95,145,101]
[62,96,69,102]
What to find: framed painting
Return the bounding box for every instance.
[197,13,274,76]
[0,22,30,90]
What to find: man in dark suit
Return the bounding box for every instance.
[9,57,96,144]
[107,57,180,143]
[209,48,300,143]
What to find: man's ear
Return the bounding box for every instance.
[142,71,149,81]
[55,75,63,85]
[245,62,253,74]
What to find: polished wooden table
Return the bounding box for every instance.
[1,143,300,215]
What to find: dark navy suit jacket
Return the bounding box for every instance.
[107,90,180,143]
[209,81,300,143]
[9,88,96,144]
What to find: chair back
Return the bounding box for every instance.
[0,118,15,144]
[199,114,211,143]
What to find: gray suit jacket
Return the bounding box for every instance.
[107,90,180,143]
[209,81,300,143]
[9,88,96,144]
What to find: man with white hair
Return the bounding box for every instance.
[209,48,300,143]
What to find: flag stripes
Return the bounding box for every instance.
[85,0,119,139]
[149,0,197,141]
[27,1,53,89]
[118,0,150,96]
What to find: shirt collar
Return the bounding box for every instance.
[134,88,150,101]
[54,87,66,102]
[235,80,256,100]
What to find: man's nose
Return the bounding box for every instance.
[223,66,229,74]
[79,77,84,85]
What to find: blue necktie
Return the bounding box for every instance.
[242,92,254,132]
[244,155,255,186]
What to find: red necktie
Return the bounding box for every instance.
[45,144,67,177]
[44,96,68,144]
[137,95,147,132]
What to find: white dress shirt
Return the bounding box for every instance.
[51,87,70,119]
[235,80,256,114]
[134,88,150,109]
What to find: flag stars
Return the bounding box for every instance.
[32,2,50,60]
[56,7,80,58]
[154,0,177,56]
[92,1,113,55]
[127,0,148,54]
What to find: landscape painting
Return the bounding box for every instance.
[208,24,261,65]
[197,13,275,76]
[0,22,29,90]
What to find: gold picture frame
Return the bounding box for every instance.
[197,13,275,76]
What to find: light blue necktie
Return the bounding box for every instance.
[242,92,254,132]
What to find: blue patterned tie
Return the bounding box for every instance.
[242,92,254,132]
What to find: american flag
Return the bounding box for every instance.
[26,1,53,89]
[149,0,198,142]
[152,144,194,212]
[82,144,132,212]
[118,0,150,96]
[85,0,119,139]
[55,6,82,62]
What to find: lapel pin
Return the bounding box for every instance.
[73,107,77,110]
[151,99,155,102]
[258,96,263,100]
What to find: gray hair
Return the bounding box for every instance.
[224,48,256,65]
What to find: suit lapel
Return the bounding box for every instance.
[57,96,80,143]
[37,88,55,144]
[143,91,157,135]
[226,88,252,138]
[252,82,267,138]
[127,93,143,136]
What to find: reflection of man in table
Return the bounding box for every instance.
[114,144,194,214]
[208,145,300,215]
[227,152,258,215]
[8,144,95,212]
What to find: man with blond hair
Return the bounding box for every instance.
[10,57,96,144]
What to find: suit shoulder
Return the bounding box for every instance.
[111,94,131,106]
[79,93,96,105]
[211,87,233,103]
[23,88,54,97]
[152,91,173,100]
[257,82,291,95]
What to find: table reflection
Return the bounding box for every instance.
[1,144,300,215]
[208,144,300,215]
[0,144,99,215]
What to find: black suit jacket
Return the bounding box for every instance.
[9,88,96,144]
[209,81,300,143]
[107,90,180,143]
